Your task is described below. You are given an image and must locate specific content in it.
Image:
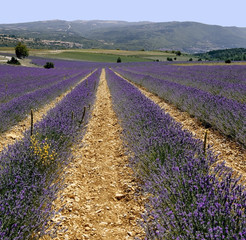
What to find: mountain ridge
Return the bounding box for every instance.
[1,20,246,53]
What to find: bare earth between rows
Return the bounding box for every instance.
[113,70,246,179]
[46,69,144,240]
[0,70,96,153]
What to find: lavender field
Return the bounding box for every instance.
[0,59,245,239]
[114,63,246,103]
[113,63,246,146]
[0,62,97,133]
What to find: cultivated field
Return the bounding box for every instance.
[0,55,245,239]
[0,47,199,63]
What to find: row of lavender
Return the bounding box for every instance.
[0,64,88,105]
[0,69,101,239]
[0,66,95,133]
[113,67,246,146]
[115,63,246,103]
[106,68,246,239]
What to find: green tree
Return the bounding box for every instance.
[176,51,181,56]
[44,62,54,69]
[15,42,29,59]
[7,57,20,65]
[117,57,122,63]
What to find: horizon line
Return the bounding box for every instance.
[0,19,245,28]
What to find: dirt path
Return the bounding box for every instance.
[0,70,96,153]
[51,69,144,240]
[113,71,246,178]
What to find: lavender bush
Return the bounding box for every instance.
[0,69,100,239]
[106,68,246,239]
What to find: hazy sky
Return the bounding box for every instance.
[1,0,246,27]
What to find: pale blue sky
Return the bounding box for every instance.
[1,0,246,27]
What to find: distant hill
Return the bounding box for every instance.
[195,48,246,61]
[0,20,246,53]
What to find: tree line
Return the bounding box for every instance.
[195,48,246,61]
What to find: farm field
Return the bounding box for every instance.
[44,49,197,62]
[0,47,199,62]
[0,56,245,239]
